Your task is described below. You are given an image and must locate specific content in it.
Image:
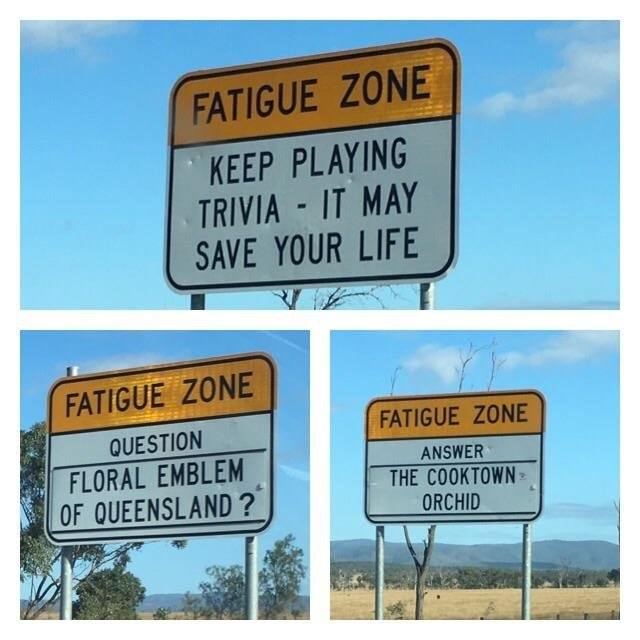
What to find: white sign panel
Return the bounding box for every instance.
[165,39,460,294]
[45,354,275,544]
[365,391,545,524]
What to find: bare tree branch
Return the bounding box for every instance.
[422,526,436,571]
[273,289,302,310]
[455,342,487,392]
[390,366,402,396]
[317,287,388,310]
[273,286,400,310]
[487,339,507,391]
[403,526,421,571]
[22,575,61,620]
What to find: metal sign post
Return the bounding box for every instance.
[245,536,259,620]
[374,525,384,620]
[522,523,532,620]
[190,294,205,310]
[60,547,73,620]
[419,282,435,310]
[59,365,77,621]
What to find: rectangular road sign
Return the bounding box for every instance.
[364,391,544,524]
[45,354,276,544]
[165,38,460,294]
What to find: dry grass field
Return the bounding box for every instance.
[331,587,620,620]
[27,610,309,620]
[135,611,310,620]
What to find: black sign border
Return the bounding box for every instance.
[164,39,460,293]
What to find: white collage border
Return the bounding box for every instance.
[5,1,638,638]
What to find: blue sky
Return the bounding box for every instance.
[331,330,619,545]
[20,20,619,310]
[20,330,310,597]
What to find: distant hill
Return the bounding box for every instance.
[21,594,310,616]
[331,539,619,570]
[137,593,186,612]
[137,593,310,614]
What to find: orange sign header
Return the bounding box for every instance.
[170,39,460,146]
[366,391,544,441]
[48,354,275,434]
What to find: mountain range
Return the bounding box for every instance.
[20,594,310,615]
[331,538,619,570]
[137,593,310,613]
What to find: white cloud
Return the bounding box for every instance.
[544,502,617,523]
[21,21,131,56]
[403,344,466,385]
[279,464,309,483]
[477,21,619,117]
[403,332,617,384]
[502,331,618,369]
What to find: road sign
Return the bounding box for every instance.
[364,391,544,524]
[165,38,460,294]
[45,354,276,544]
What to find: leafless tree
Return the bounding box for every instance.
[557,555,572,588]
[436,567,450,589]
[614,500,620,546]
[402,524,436,620]
[273,285,413,310]
[401,339,505,619]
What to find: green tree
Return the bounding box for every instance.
[199,565,245,619]
[386,600,407,619]
[72,566,145,619]
[260,534,306,619]
[182,591,202,619]
[153,607,171,620]
[607,568,620,585]
[20,421,185,619]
